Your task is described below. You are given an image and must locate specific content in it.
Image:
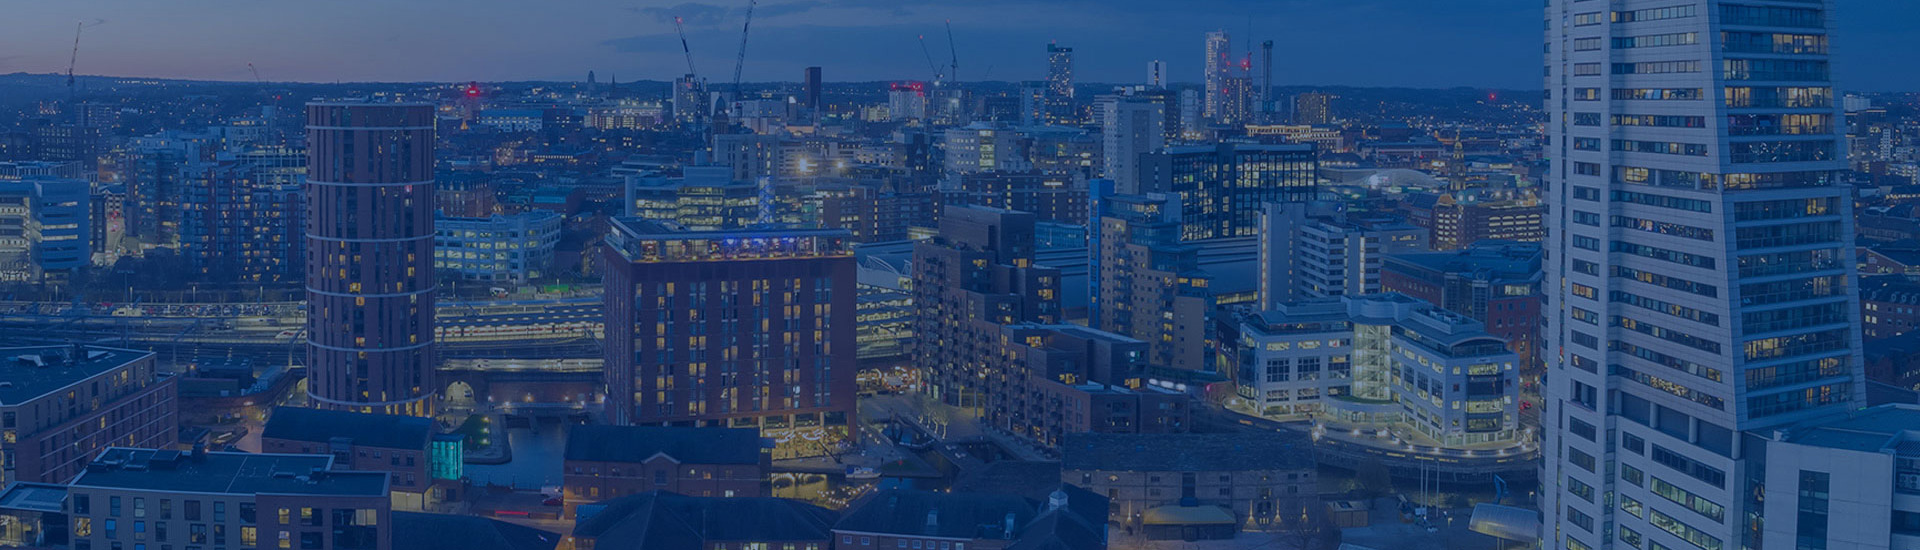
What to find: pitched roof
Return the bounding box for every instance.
[572,491,837,547]
[1061,432,1314,472]
[261,407,434,450]
[564,425,765,465]
[836,487,1107,550]
[392,512,562,550]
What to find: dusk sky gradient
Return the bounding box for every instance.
[1,0,1915,90]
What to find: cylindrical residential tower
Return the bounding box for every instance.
[305,102,437,416]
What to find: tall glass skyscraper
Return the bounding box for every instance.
[1542,2,1863,550]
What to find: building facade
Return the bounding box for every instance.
[260,407,451,511]
[1091,187,1212,373]
[1061,432,1317,533]
[0,346,177,487]
[1235,294,1520,446]
[600,219,858,459]
[433,211,562,284]
[1543,3,1866,550]
[1380,241,1545,375]
[304,103,438,416]
[560,426,767,517]
[68,448,395,550]
[1259,203,1430,309]
[1136,144,1316,241]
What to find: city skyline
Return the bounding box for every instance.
[0,1,1917,90]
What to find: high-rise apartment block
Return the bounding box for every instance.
[1099,94,1167,194]
[600,219,858,458]
[1045,44,1076,124]
[305,103,438,416]
[1543,3,1863,550]
[1137,143,1317,241]
[1091,186,1212,373]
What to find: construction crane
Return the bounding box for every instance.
[729,0,756,111]
[917,35,943,85]
[672,17,699,79]
[944,20,959,84]
[247,63,264,86]
[66,21,83,103]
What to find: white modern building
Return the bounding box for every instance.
[1099,95,1166,194]
[1236,293,1520,447]
[1751,404,1920,550]
[433,211,562,284]
[1260,202,1430,309]
[1544,2,1864,550]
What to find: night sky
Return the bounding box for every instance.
[1,0,1915,91]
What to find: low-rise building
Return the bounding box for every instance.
[68,447,395,550]
[832,487,1107,550]
[0,345,177,487]
[1235,294,1520,447]
[570,491,836,550]
[433,211,563,284]
[1061,432,1318,537]
[261,407,456,511]
[561,426,768,517]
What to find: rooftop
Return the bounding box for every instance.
[1060,432,1314,472]
[0,345,152,406]
[392,512,561,550]
[0,483,67,513]
[262,407,436,450]
[574,491,836,545]
[564,425,766,465]
[1776,404,1920,454]
[71,448,389,497]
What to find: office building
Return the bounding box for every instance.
[945,171,1086,225]
[1137,143,1316,241]
[671,74,706,126]
[1543,3,1865,550]
[0,345,177,487]
[623,166,764,230]
[1258,203,1430,308]
[1746,404,1920,549]
[432,211,562,284]
[305,103,438,417]
[1381,241,1545,374]
[1293,93,1334,125]
[1234,294,1520,446]
[1147,60,1167,89]
[1426,194,1545,250]
[1061,432,1317,535]
[0,177,92,275]
[815,185,936,244]
[1091,187,1213,373]
[1045,43,1076,124]
[600,219,858,459]
[803,66,823,117]
[261,407,460,511]
[942,122,1031,175]
[561,426,768,517]
[887,82,929,122]
[1099,94,1167,193]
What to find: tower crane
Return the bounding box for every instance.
[918,35,943,85]
[944,20,959,84]
[729,0,757,112]
[66,21,83,103]
[673,17,699,79]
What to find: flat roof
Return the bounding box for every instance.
[0,483,68,513]
[1781,404,1920,453]
[72,448,389,497]
[0,345,151,406]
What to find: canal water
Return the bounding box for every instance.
[466,419,570,490]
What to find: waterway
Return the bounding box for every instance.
[466,419,571,490]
